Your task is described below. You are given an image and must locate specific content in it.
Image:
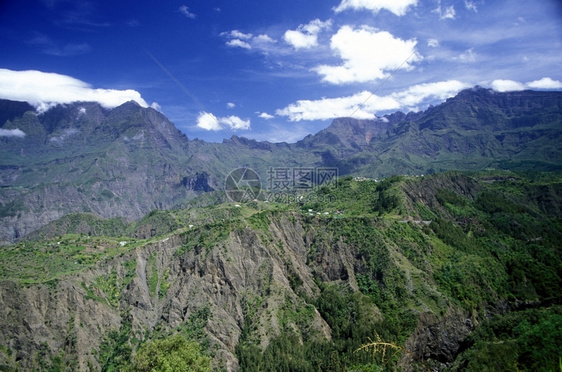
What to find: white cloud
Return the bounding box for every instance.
[276,80,469,121]
[283,19,332,50]
[252,34,277,50]
[490,77,562,92]
[222,30,279,53]
[390,80,470,108]
[441,5,456,19]
[227,102,236,109]
[196,112,221,131]
[226,39,251,49]
[150,102,161,111]
[196,112,250,131]
[465,1,478,12]
[284,31,317,50]
[0,128,26,138]
[258,112,274,119]
[527,77,562,89]
[0,69,149,112]
[179,5,196,19]
[427,38,439,47]
[491,79,526,92]
[254,34,276,43]
[458,48,476,62]
[276,91,400,121]
[220,116,251,130]
[334,0,418,16]
[223,30,253,39]
[313,25,420,84]
[434,1,455,19]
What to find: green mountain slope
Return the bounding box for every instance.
[0,171,560,371]
[307,88,562,176]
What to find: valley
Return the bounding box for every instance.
[0,172,560,371]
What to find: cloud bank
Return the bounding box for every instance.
[0,128,26,138]
[276,80,469,121]
[334,0,418,16]
[0,69,150,113]
[196,112,250,131]
[491,77,562,92]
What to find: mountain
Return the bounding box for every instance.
[0,101,211,243]
[0,172,560,371]
[1,88,562,370]
[0,87,561,243]
[300,87,562,175]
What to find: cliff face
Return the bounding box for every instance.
[0,214,338,371]
[0,210,463,371]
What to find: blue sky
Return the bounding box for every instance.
[0,0,561,142]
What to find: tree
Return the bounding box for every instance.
[128,334,212,372]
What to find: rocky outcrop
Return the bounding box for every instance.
[0,279,120,370]
[401,172,482,218]
[400,308,475,371]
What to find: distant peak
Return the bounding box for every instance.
[456,86,493,97]
[116,100,141,109]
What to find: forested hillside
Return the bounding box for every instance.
[0,171,560,371]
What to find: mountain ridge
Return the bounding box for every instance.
[0,87,561,242]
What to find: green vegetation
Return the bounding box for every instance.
[24,213,129,241]
[1,171,561,371]
[452,306,562,371]
[299,175,403,218]
[0,234,140,284]
[236,284,415,371]
[99,312,135,371]
[237,171,562,371]
[97,305,213,371]
[95,269,121,307]
[127,334,211,372]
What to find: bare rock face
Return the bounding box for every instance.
[0,213,340,371]
[400,308,475,371]
[0,280,120,370]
